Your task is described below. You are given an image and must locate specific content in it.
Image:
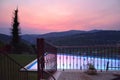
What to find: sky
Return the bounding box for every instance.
[0,0,120,35]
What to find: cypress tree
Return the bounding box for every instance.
[10,7,34,54]
[11,7,21,53]
[11,7,20,44]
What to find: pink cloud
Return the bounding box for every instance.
[0,0,120,34]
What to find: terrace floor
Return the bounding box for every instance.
[52,70,120,80]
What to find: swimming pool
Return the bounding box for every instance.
[24,54,120,71]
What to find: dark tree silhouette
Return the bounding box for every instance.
[11,7,21,54]
[11,7,20,44]
[10,8,35,54]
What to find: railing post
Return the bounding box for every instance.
[37,38,45,80]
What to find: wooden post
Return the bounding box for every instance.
[37,38,45,80]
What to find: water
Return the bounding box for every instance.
[57,54,120,70]
[25,54,120,71]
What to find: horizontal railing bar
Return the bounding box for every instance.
[56,45,120,48]
[43,71,56,80]
[3,53,28,71]
[108,67,120,68]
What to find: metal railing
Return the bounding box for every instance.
[33,52,56,80]
[44,71,56,80]
[0,52,29,80]
[36,38,120,80]
[56,45,120,71]
[37,38,57,80]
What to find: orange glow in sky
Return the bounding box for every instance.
[0,0,120,34]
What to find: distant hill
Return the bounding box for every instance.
[46,30,120,46]
[22,30,86,44]
[2,30,120,46]
[0,40,5,48]
[0,34,35,54]
[0,34,11,44]
[21,30,120,46]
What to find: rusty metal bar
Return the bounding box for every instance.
[37,38,45,80]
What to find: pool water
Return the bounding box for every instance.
[24,54,120,71]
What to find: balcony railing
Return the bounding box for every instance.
[37,38,57,80]
[0,52,29,80]
[56,45,120,71]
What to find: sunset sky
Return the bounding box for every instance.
[0,0,120,35]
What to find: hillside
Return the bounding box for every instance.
[46,30,120,46]
[22,30,85,44]
[1,30,120,46]
[21,30,120,46]
[0,34,11,44]
[0,34,35,54]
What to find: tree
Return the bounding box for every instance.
[11,7,20,44]
[11,7,21,53]
[10,7,35,54]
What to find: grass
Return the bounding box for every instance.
[9,53,37,80]
[1,53,52,80]
[8,53,36,66]
[0,53,37,80]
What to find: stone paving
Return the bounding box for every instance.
[53,70,120,80]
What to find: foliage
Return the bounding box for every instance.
[10,8,35,54]
[11,41,35,54]
[11,8,21,54]
[11,8,20,44]
[0,41,4,48]
[88,63,96,70]
[86,63,97,75]
[22,30,120,46]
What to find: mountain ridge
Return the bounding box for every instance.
[1,30,120,46]
[21,30,120,46]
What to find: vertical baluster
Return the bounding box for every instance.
[66,49,68,69]
[114,46,118,70]
[59,48,60,70]
[102,46,104,71]
[115,46,117,70]
[71,48,73,70]
[103,45,104,70]
[7,55,10,80]
[86,47,88,70]
[59,49,61,69]
[87,47,89,69]
[69,49,71,70]
[63,48,65,70]
[76,48,77,69]
[107,46,110,70]
[78,48,80,70]
[64,48,66,69]
[60,49,62,69]
[82,47,83,70]
[72,48,75,69]
[1,54,4,80]
[109,46,110,70]
[62,48,64,70]
[100,47,102,71]
[5,56,7,80]
[66,48,68,69]
[111,46,113,70]
[97,47,99,70]
[79,48,81,70]
[108,46,110,70]
[112,46,114,70]
[80,48,82,70]
[76,48,78,69]
[110,47,112,70]
[96,48,98,70]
